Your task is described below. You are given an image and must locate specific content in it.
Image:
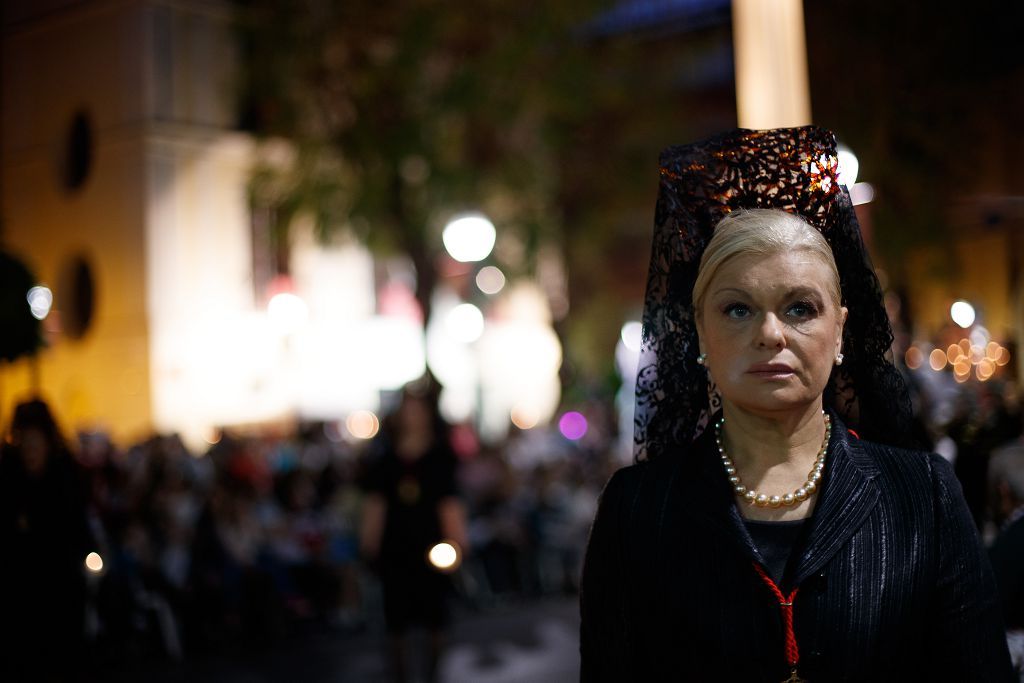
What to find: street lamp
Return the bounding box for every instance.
[442,213,496,262]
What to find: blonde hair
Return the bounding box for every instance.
[692,209,841,317]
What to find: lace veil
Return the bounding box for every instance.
[635,126,913,461]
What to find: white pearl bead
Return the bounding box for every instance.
[805,481,817,493]
[782,493,795,505]
[755,494,769,506]
[744,490,757,503]
[728,476,740,485]
[795,488,808,501]
[735,485,747,495]
[768,495,782,508]
[725,466,736,475]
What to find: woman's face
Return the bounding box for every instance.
[696,249,847,418]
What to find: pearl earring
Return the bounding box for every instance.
[835,352,844,366]
[697,352,707,366]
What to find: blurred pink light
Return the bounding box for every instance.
[559,411,588,440]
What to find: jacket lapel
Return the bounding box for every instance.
[688,427,765,565]
[790,420,881,585]
[684,414,882,583]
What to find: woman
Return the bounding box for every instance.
[360,385,467,683]
[580,127,1013,681]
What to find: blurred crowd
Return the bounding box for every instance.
[6,349,1024,679]
[0,393,614,680]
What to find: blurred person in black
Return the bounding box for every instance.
[989,441,1024,644]
[0,398,94,681]
[360,383,467,683]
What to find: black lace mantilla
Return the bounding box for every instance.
[635,126,913,461]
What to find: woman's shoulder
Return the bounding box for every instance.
[850,435,956,492]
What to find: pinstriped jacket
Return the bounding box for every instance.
[580,415,1014,681]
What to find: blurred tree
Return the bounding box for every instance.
[235,0,736,386]
[237,0,613,319]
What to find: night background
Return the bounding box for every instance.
[1,0,1023,680]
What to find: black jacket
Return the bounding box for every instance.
[580,417,1014,681]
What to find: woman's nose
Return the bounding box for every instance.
[756,313,786,348]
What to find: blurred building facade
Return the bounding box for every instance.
[0,0,405,447]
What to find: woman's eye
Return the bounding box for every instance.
[787,300,818,319]
[724,303,751,319]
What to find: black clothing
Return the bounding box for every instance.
[364,440,458,632]
[580,417,1013,681]
[743,518,808,587]
[990,512,1024,630]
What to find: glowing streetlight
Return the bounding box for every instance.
[950,300,976,329]
[27,285,53,320]
[442,213,496,262]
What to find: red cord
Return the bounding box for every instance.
[752,562,800,670]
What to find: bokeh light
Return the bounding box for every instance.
[428,542,461,572]
[445,303,485,343]
[850,182,875,206]
[510,404,541,430]
[346,410,380,439]
[442,213,496,262]
[836,146,859,187]
[85,552,104,573]
[620,321,643,353]
[928,349,947,372]
[476,266,506,295]
[904,346,923,370]
[946,344,963,364]
[977,359,996,381]
[27,285,53,320]
[950,300,976,328]
[267,292,309,333]
[559,411,588,441]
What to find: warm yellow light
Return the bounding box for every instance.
[510,405,540,430]
[929,349,947,372]
[85,552,104,573]
[997,347,1011,366]
[428,542,461,572]
[904,346,923,370]
[346,410,380,440]
[946,344,963,364]
[986,342,1001,360]
[958,339,972,356]
[977,359,996,381]
[954,359,971,377]
[970,345,984,364]
[954,372,969,384]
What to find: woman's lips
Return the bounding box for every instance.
[747,363,795,378]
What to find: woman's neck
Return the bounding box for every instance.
[718,401,829,521]
[720,402,826,467]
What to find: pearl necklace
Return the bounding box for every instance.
[715,412,831,508]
